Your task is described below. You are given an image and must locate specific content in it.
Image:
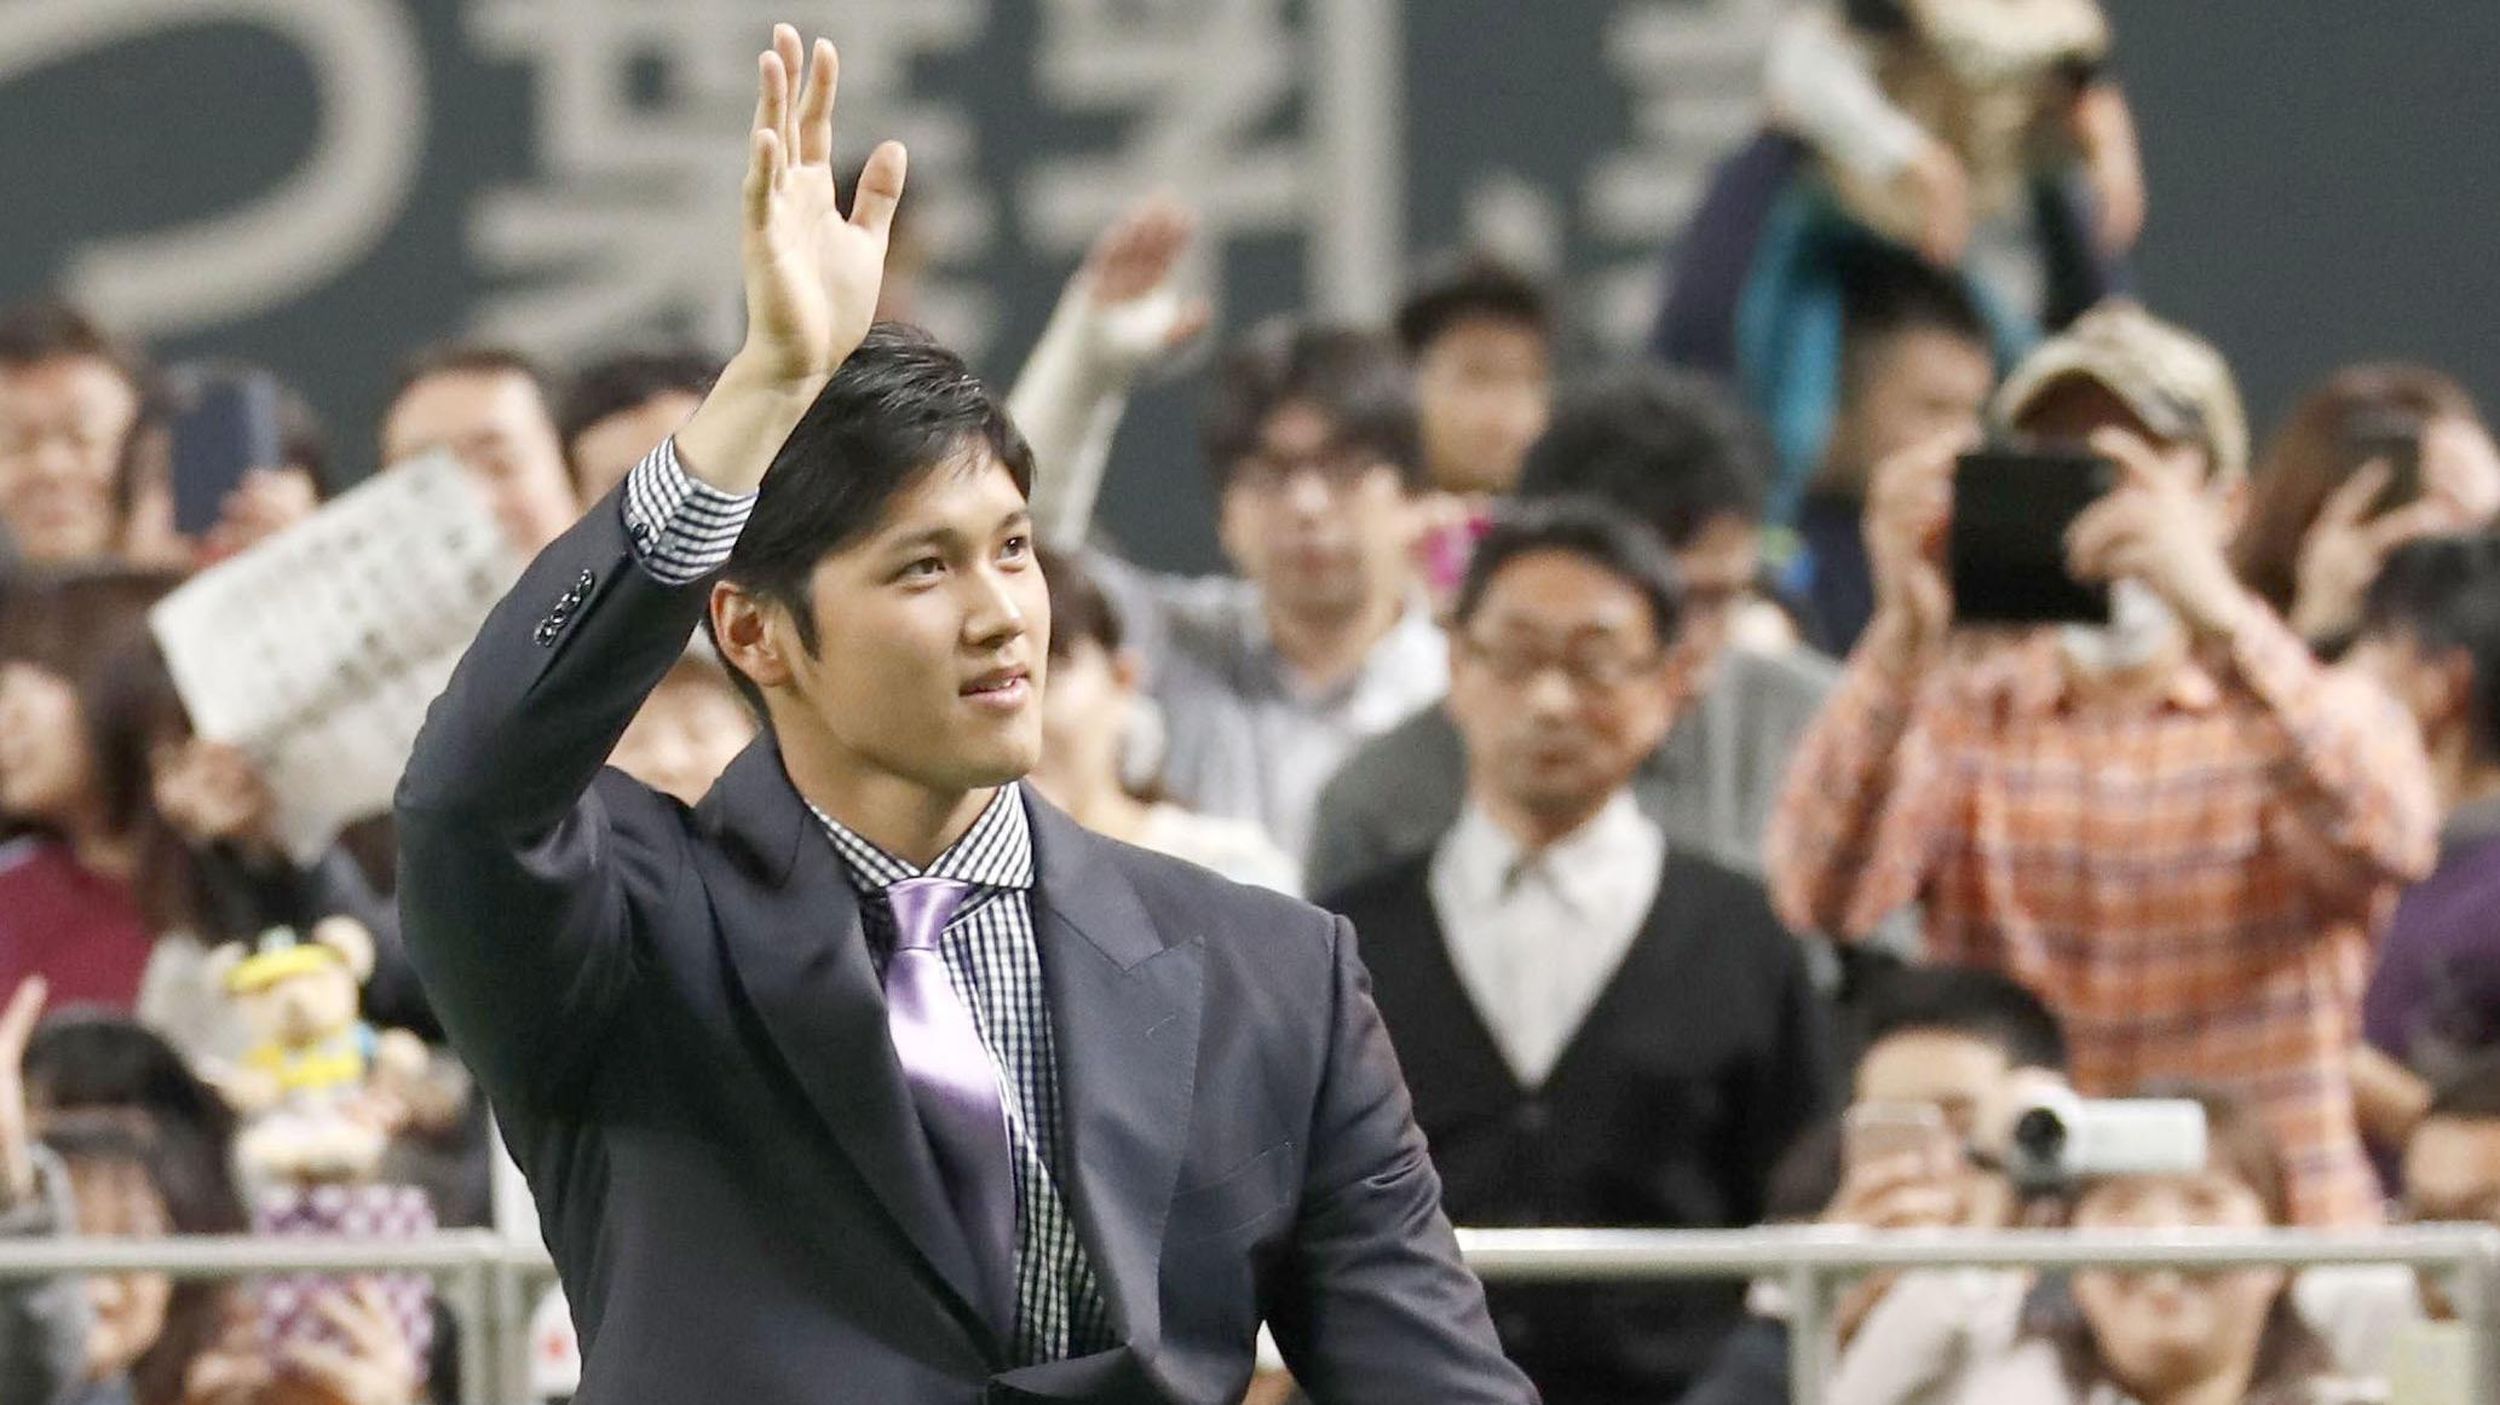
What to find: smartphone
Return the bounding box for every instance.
[1842,1101,1953,1176]
[2346,407,2425,518]
[1949,444,2119,626]
[168,369,282,538]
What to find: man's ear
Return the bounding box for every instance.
[710,581,794,692]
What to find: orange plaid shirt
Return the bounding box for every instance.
[1767,610,2436,1226]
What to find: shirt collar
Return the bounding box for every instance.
[807,783,1036,896]
[1438,790,1659,914]
[1249,591,1447,706]
[1954,632,2221,716]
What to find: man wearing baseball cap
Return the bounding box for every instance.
[1767,301,2436,1225]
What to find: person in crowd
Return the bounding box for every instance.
[1326,499,1830,1403]
[0,301,147,571]
[1393,254,1555,602]
[1767,301,2437,1227]
[1833,1085,2347,1405]
[1677,963,2068,1405]
[557,349,720,507]
[1025,546,1298,892]
[1306,364,1841,908]
[1025,310,1443,862]
[1785,242,1996,655]
[2402,1054,2500,1320]
[606,648,758,807]
[2345,537,2500,1166]
[2230,364,2500,656]
[111,361,337,571]
[0,570,183,1011]
[379,343,579,557]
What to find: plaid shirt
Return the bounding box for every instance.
[1767,611,2436,1226]
[622,442,1113,1362]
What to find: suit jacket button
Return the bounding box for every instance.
[576,568,597,591]
[533,620,559,646]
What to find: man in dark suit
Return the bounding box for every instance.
[1324,501,1830,1404]
[396,27,1531,1404]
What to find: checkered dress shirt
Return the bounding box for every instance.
[1767,615,2437,1226]
[622,439,1114,1363]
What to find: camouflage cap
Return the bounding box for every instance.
[1994,301,2250,482]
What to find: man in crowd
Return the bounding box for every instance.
[0,300,145,570]
[1329,499,1829,1404]
[1767,301,2438,1226]
[380,343,579,557]
[2347,537,2500,1164]
[1307,365,1838,901]
[2404,1055,2500,1318]
[1028,316,1445,863]
[1396,255,1555,600]
[557,349,720,506]
[1787,244,1996,655]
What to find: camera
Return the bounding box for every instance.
[2005,1088,2207,1191]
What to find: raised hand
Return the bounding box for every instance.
[738,25,908,389]
[0,976,48,1209]
[1862,427,1975,666]
[1075,198,1212,370]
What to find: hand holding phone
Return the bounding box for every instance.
[1949,444,2119,626]
[169,369,284,539]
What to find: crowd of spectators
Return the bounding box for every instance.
[5,5,2500,1403]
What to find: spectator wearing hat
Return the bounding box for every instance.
[1767,302,2438,1226]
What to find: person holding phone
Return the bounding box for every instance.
[1766,301,2438,1228]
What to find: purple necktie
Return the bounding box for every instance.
[882,877,1017,1337]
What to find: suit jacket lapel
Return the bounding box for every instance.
[701,738,995,1348]
[1024,798,1204,1363]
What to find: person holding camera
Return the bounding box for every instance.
[1766,302,2438,1228]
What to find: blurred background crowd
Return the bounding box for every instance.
[4,2,2500,1403]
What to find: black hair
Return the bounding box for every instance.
[1200,318,1422,492]
[1450,496,1685,650]
[1837,240,1991,387]
[1393,253,1554,359]
[1851,963,2071,1074]
[1036,544,1121,659]
[0,297,146,389]
[721,323,1033,657]
[2426,1050,2500,1123]
[24,1017,246,1233]
[2363,534,2500,762]
[1514,365,1771,549]
[557,349,721,473]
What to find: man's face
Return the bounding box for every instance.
[1218,401,1418,626]
[759,452,1050,794]
[2015,375,2217,508]
[1414,317,1552,498]
[383,369,579,555]
[2403,1115,2500,1318]
[1448,549,1682,827]
[1853,1030,2015,1150]
[1670,512,1763,684]
[1829,326,1994,494]
[570,389,705,508]
[0,356,138,564]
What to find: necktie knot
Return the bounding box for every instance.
[887,876,972,953]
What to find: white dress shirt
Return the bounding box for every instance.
[1427,791,1667,1088]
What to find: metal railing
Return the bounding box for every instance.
[3,1225,2494,1405]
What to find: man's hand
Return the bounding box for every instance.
[675,25,908,493]
[2066,427,2257,643]
[1862,427,1972,668]
[0,977,47,1210]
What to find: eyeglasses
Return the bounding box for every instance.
[1458,634,1664,691]
[1229,443,1392,496]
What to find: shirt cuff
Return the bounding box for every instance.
[621,437,756,586]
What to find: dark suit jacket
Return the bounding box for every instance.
[1325,851,1830,1404]
[395,493,1533,1404]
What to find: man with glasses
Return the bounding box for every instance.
[1328,498,1831,1404]
[1031,318,1443,866]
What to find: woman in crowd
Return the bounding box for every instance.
[0,570,184,1011]
[2231,364,2500,655]
[1831,1087,2357,1405]
[1026,546,1301,893]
